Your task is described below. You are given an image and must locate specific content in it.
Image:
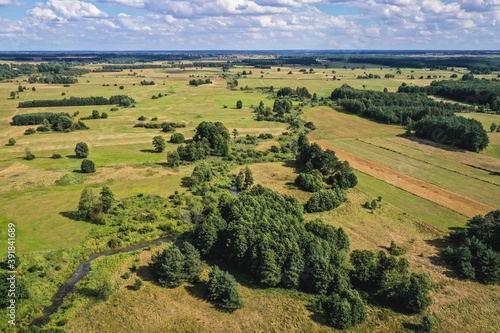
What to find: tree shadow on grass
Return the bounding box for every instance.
[424,237,458,279]
[140,149,160,154]
[65,154,79,159]
[184,283,207,302]
[59,211,82,221]
[402,322,423,332]
[135,264,156,282]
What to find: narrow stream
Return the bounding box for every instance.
[32,236,175,327]
[32,184,238,327]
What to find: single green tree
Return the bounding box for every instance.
[244,166,254,189]
[422,314,436,332]
[149,246,186,288]
[181,242,204,283]
[152,136,166,152]
[10,91,16,99]
[100,186,114,213]
[81,159,96,173]
[207,266,245,312]
[236,100,243,109]
[490,123,497,133]
[8,138,16,146]
[232,128,238,140]
[167,151,180,167]
[78,188,98,218]
[75,142,89,158]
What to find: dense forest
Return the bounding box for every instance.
[398,77,500,112]
[344,56,500,73]
[330,84,489,151]
[18,95,135,108]
[444,209,500,284]
[0,62,87,80]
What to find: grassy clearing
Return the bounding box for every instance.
[302,107,404,141]
[0,174,185,255]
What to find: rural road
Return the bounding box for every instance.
[312,140,497,218]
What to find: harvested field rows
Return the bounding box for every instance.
[312,140,496,218]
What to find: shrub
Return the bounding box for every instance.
[119,86,124,89]
[24,128,36,135]
[422,314,436,332]
[132,279,143,290]
[75,142,89,158]
[101,112,108,119]
[236,100,243,109]
[24,148,35,160]
[152,136,166,152]
[81,159,96,173]
[55,173,84,186]
[138,116,147,121]
[110,107,119,111]
[170,133,185,144]
[8,138,16,145]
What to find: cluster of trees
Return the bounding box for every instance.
[140,80,155,85]
[357,74,381,79]
[350,249,432,313]
[77,186,115,224]
[332,84,489,151]
[276,86,312,99]
[234,166,254,191]
[12,112,89,133]
[80,110,108,120]
[443,209,500,284]
[398,78,500,111]
[18,95,135,108]
[28,75,78,84]
[313,289,366,329]
[294,135,357,212]
[172,122,230,162]
[191,121,230,156]
[0,272,29,307]
[193,184,373,328]
[332,84,471,126]
[149,242,203,288]
[305,189,347,213]
[413,115,489,152]
[189,79,212,86]
[295,171,324,192]
[0,62,86,80]
[12,112,72,126]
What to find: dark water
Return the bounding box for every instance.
[32,237,175,327]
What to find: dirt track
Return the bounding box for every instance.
[312,140,497,218]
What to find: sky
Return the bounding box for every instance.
[0,0,498,51]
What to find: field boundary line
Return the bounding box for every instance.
[312,140,497,218]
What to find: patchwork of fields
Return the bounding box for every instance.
[0,61,499,332]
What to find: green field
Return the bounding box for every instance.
[1,61,499,333]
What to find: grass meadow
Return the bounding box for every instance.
[0,62,499,332]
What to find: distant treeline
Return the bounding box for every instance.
[18,95,135,108]
[28,75,78,84]
[94,64,165,72]
[342,57,500,73]
[332,84,471,125]
[331,84,488,151]
[0,62,88,81]
[398,78,500,111]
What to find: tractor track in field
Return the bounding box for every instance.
[312,140,497,218]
